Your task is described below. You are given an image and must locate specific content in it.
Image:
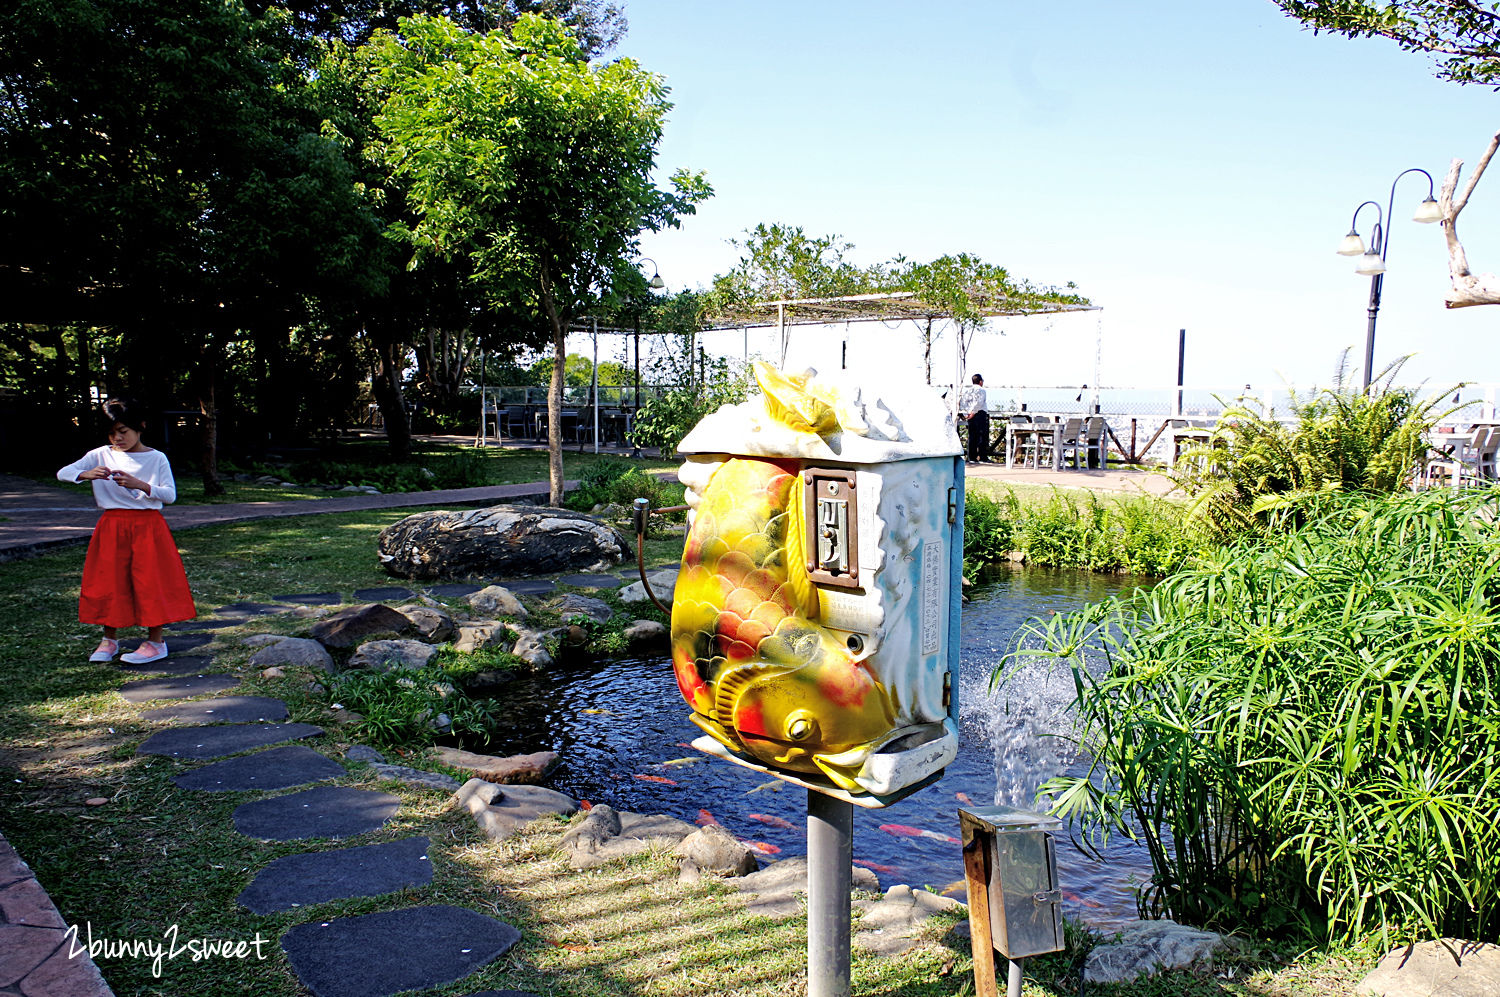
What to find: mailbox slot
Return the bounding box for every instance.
[804,468,860,590]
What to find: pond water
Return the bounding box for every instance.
[478,567,1154,926]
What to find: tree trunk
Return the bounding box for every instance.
[198,336,225,498]
[538,266,568,506]
[372,339,412,461]
[1440,129,1500,308]
[921,317,934,384]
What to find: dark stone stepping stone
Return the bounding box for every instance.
[166,633,213,652]
[238,835,431,914]
[426,583,481,598]
[137,722,323,760]
[118,654,216,676]
[556,573,621,589]
[234,785,399,840]
[167,618,248,632]
[142,695,288,724]
[351,586,413,602]
[175,745,346,792]
[281,905,519,997]
[218,601,294,617]
[499,579,554,596]
[273,592,342,605]
[118,673,240,703]
[465,992,541,997]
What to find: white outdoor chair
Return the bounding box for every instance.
[1424,426,1498,490]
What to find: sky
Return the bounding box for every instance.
[603,0,1500,397]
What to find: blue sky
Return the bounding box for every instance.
[617,0,1500,394]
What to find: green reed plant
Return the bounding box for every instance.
[1001,488,1500,943]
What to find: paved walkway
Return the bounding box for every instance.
[962,461,1177,496]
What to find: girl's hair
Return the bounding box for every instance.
[101,397,147,433]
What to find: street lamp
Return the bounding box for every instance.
[631,258,665,456]
[1336,168,1443,390]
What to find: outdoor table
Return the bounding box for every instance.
[1005,423,1063,470]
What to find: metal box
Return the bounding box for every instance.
[959,805,1065,960]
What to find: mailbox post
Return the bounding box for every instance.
[959,806,1066,997]
[663,362,966,997]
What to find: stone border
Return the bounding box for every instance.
[0,828,115,995]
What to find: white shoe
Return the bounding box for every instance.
[120,641,168,664]
[89,639,119,663]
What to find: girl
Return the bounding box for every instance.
[57,398,196,663]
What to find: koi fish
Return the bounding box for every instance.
[747,813,795,830]
[582,708,613,715]
[955,792,975,806]
[743,841,781,856]
[695,809,721,827]
[660,757,703,768]
[579,800,593,811]
[1063,890,1105,909]
[852,859,899,874]
[670,364,899,792]
[634,774,678,786]
[878,823,960,845]
[746,780,785,795]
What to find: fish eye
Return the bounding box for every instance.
[785,710,818,742]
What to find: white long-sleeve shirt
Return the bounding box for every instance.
[958,384,988,417]
[57,446,178,509]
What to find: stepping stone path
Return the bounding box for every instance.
[238,836,432,914]
[137,722,324,759]
[426,582,482,598]
[118,673,240,702]
[556,572,621,589]
[141,695,288,724]
[93,597,546,994]
[174,745,347,792]
[233,785,400,840]
[281,905,520,997]
[496,578,554,596]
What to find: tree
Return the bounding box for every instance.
[372,14,709,502]
[1270,3,1500,306]
[271,0,625,53]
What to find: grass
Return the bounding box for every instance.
[0,509,1379,995]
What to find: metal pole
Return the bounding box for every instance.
[591,318,600,454]
[1007,958,1024,997]
[807,790,852,997]
[1175,328,1186,417]
[632,315,642,458]
[1363,273,1382,392]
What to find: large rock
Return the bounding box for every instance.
[347,639,439,672]
[855,884,965,957]
[310,604,412,649]
[674,825,759,880]
[1084,919,1225,984]
[466,586,528,619]
[432,746,559,784]
[734,857,880,919]
[452,621,512,654]
[551,594,612,624]
[624,620,668,651]
[619,568,680,607]
[394,604,455,642]
[247,637,334,671]
[511,627,558,668]
[452,778,577,840]
[1358,939,1500,997]
[377,505,631,580]
[560,804,697,869]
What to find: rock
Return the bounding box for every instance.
[735,858,881,919]
[551,593,613,624]
[1357,939,1500,997]
[855,884,966,957]
[348,639,439,672]
[309,604,413,649]
[371,763,461,791]
[247,637,334,671]
[466,586,528,619]
[84,797,108,806]
[560,804,698,869]
[511,627,557,668]
[432,746,559,784]
[452,621,512,654]
[619,568,680,606]
[452,778,577,840]
[260,667,286,678]
[394,604,455,642]
[1083,919,1225,984]
[244,633,292,647]
[345,745,386,763]
[674,825,758,879]
[624,619,668,651]
[376,505,631,580]
[333,710,365,726]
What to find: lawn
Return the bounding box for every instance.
[0,509,1376,995]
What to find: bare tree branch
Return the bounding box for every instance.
[1440,129,1500,307]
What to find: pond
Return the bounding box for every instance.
[478,566,1153,926]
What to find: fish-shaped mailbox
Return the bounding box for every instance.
[670,362,964,805]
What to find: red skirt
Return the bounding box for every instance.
[79,509,197,628]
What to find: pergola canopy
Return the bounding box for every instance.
[705,290,1099,330]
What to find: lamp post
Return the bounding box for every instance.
[632,258,665,456]
[1336,168,1444,390]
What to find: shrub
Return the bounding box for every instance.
[1006,488,1500,943]
[562,458,685,519]
[630,364,749,456]
[328,666,498,750]
[275,450,491,492]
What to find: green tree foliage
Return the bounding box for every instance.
[371,13,709,502]
[710,223,877,308]
[1271,0,1500,85]
[1009,488,1500,943]
[1169,354,1457,540]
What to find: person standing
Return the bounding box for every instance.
[959,373,991,464]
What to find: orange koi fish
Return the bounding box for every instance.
[695,809,721,827]
[634,774,678,786]
[747,813,795,830]
[852,859,899,874]
[878,823,960,845]
[955,792,975,806]
[743,841,781,856]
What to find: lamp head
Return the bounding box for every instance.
[1336,231,1366,256]
[1413,196,1443,224]
[649,273,665,289]
[1354,251,1387,276]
